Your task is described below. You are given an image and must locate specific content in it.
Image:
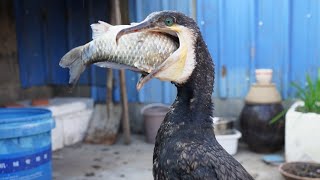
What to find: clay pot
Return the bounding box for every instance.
[141,104,170,144]
[279,162,320,180]
[240,103,285,153]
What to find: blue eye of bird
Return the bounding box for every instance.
[164,17,174,26]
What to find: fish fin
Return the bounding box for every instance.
[68,60,86,85]
[91,21,112,39]
[59,46,87,88]
[94,62,141,72]
[98,20,112,27]
[59,46,83,67]
[133,62,153,73]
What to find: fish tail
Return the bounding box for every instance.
[59,46,87,85]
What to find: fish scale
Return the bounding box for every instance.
[91,31,176,70]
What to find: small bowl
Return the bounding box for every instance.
[279,162,320,180]
[255,69,273,85]
[215,130,242,155]
[212,117,235,135]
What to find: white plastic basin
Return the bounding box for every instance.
[216,130,242,155]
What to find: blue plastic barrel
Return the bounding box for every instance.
[0,108,55,179]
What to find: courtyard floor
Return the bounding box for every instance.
[53,135,284,180]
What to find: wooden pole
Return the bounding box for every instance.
[106,68,113,118]
[114,0,131,144]
[119,70,130,144]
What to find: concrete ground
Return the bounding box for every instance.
[53,135,284,180]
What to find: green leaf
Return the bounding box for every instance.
[291,72,320,114]
[291,82,306,99]
[269,110,287,124]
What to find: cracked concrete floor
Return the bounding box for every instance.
[53,135,284,180]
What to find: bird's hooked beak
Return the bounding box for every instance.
[116,18,180,43]
[116,20,182,90]
[116,21,155,44]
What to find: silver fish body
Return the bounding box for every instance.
[59,21,178,85]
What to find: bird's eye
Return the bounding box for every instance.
[164,17,174,26]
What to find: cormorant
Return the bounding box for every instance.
[117,11,254,180]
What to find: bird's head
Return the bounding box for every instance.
[116,11,200,90]
[116,11,200,40]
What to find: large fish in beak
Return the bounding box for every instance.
[59,21,179,90]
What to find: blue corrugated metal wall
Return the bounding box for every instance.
[14,0,127,102]
[197,0,320,99]
[15,0,320,103]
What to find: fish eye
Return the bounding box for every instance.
[164,17,174,26]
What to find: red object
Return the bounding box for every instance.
[31,99,49,106]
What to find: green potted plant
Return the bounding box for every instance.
[285,69,320,162]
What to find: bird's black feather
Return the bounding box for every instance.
[150,11,254,180]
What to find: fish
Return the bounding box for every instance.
[59,21,178,88]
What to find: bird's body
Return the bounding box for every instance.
[61,10,254,180]
[152,31,254,180]
[154,123,251,179]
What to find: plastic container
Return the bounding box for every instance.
[141,104,170,144]
[255,69,273,85]
[45,98,93,151]
[0,108,55,179]
[216,130,242,155]
[18,97,94,151]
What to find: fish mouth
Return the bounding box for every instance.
[116,21,181,90]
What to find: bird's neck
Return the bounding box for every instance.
[171,34,214,125]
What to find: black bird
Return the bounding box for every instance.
[117,11,254,180]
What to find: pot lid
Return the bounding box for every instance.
[245,83,282,104]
